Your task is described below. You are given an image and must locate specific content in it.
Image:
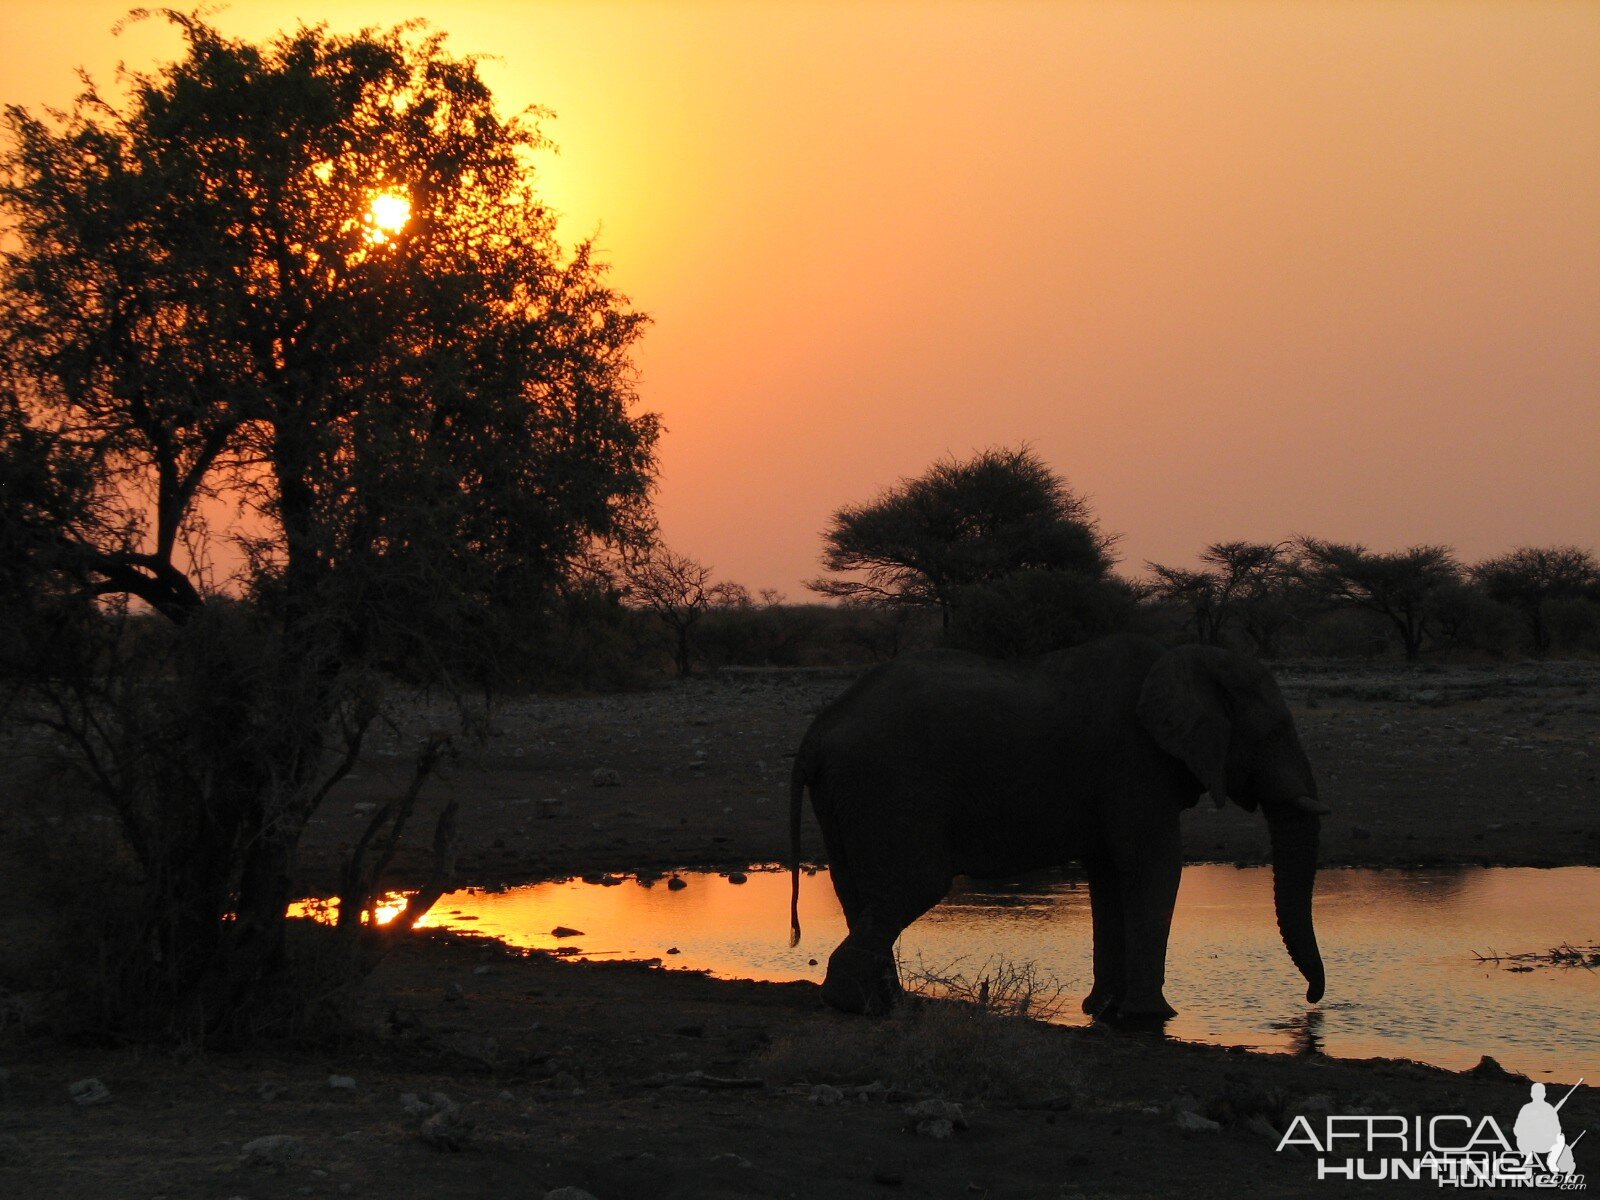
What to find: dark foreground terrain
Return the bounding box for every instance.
[2,659,1597,1198]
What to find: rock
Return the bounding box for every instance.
[328,1075,357,1091]
[537,797,565,818]
[1175,1110,1222,1133]
[709,1152,753,1167]
[905,1097,967,1137]
[473,965,494,976]
[352,801,377,815]
[1288,1093,1334,1123]
[809,1084,845,1105]
[401,1091,457,1120]
[257,1082,288,1102]
[436,1031,502,1068]
[728,871,748,884]
[543,1189,601,1200]
[1243,1113,1281,1141]
[667,876,688,891]
[0,1133,25,1164]
[551,926,585,938]
[591,768,620,787]
[443,982,464,1003]
[666,946,680,955]
[69,1077,112,1106]
[420,1104,472,1151]
[241,1134,306,1167]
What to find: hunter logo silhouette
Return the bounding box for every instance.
[1514,1080,1584,1178]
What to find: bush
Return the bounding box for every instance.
[1546,598,1600,656]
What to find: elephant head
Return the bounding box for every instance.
[1136,645,1327,1003]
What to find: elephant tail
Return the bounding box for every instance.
[788,738,815,948]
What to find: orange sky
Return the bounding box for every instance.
[3,2,1596,593]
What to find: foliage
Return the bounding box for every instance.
[1146,541,1300,654]
[0,15,656,1037]
[620,544,745,676]
[946,568,1138,658]
[808,446,1115,628]
[1291,539,1462,662]
[1472,546,1600,655]
[755,995,1081,1106]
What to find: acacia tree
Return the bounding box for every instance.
[0,16,657,1035]
[1147,541,1296,654]
[808,446,1114,629]
[1292,539,1460,661]
[622,545,745,676]
[1472,546,1600,655]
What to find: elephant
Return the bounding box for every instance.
[787,633,1328,1019]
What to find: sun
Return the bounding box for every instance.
[366,189,412,241]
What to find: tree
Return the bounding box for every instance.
[1472,546,1600,655]
[1292,539,1461,661]
[622,546,744,676]
[808,446,1115,628]
[1147,541,1297,655]
[0,16,657,1035]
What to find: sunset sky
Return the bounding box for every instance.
[3,2,1595,594]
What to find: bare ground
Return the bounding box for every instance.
[2,658,1598,1199]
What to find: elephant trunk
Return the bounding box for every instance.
[1265,803,1325,1003]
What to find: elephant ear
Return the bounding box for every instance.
[1136,646,1237,809]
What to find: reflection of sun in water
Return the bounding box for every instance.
[366,190,411,242]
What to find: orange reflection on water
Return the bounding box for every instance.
[379,865,1599,1082]
[419,871,846,982]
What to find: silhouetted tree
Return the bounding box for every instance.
[623,546,744,676]
[0,16,656,1035]
[809,446,1115,629]
[1472,546,1600,655]
[1147,541,1297,655]
[1292,539,1461,661]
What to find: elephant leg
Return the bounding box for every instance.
[1082,855,1125,1017]
[822,862,951,1016]
[1112,818,1182,1020]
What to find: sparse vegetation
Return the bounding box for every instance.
[756,994,1082,1106]
[899,953,1075,1022]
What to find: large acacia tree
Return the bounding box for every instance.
[1292,539,1460,661]
[1472,546,1599,655]
[0,16,657,1035]
[809,446,1114,629]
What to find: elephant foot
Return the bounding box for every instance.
[1081,989,1119,1019]
[822,944,900,1015]
[1083,989,1176,1025]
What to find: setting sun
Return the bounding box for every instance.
[366,189,411,240]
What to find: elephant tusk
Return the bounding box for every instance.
[1289,795,1331,816]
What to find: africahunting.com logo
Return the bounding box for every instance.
[1277,1080,1587,1189]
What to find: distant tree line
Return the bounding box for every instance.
[589,448,1599,677]
[789,445,1600,665]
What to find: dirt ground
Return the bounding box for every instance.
[2,658,1598,1199]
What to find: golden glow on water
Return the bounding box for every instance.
[304,866,1600,1082]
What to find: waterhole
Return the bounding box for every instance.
[389,865,1598,1081]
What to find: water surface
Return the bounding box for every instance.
[406,865,1598,1081]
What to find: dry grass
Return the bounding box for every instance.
[755,993,1081,1107]
[899,953,1076,1021]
